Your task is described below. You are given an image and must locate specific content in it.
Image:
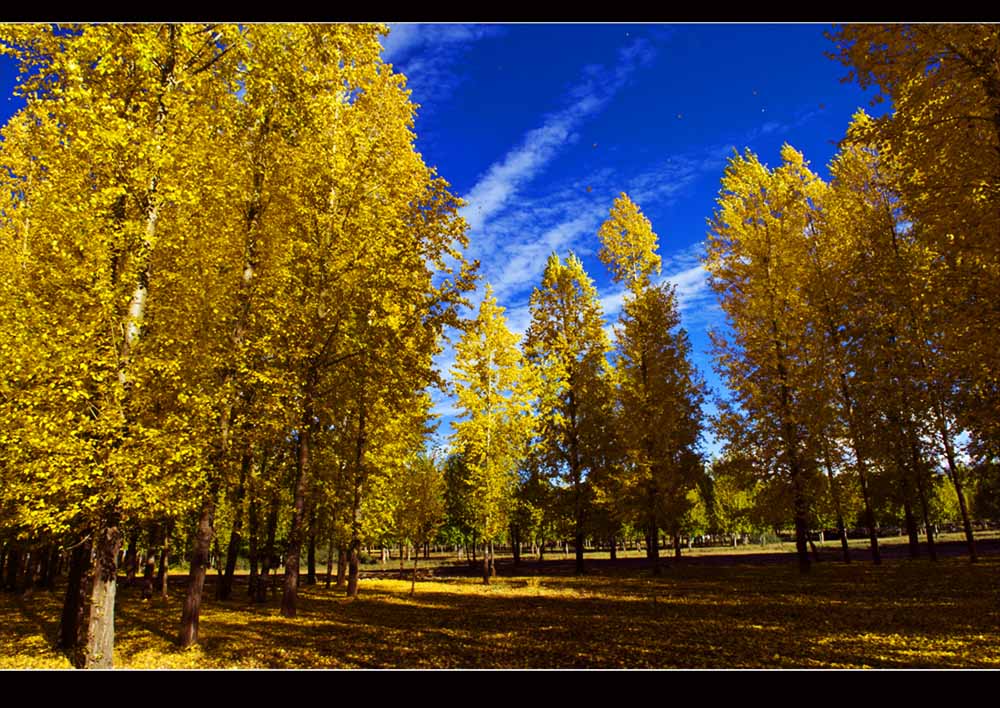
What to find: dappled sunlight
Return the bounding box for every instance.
[3,556,996,668]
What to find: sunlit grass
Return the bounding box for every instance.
[2,550,997,669]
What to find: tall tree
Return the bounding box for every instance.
[0,23,244,666]
[705,146,828,574]
[451,286,538,583]
[596,193,704,573]
[830,24,1000,493]
[524,253,611,575]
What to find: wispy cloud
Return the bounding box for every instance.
[461,38,656,235]
[381,24,505,117]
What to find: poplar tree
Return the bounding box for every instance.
[0,23,244,666]
[524,253,611,575]
[451,286,538,583]
[705,146,828,574]
[597,194,704,571]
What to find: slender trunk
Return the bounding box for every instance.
[247,496,260,600]
[325,536,334,589]
[489,540,496,578]
[648,523,660,575]
[59,539,92,668]
[609,535,617,561]
[482,541,490,585]
[346,386,366,599]
[282,407,313,618]
[84,520,122,669]
[399,542,406,580]
[902,495,921,559]
[673,531,681,559]
[936,416,978,562]
[124,530,139,587]
[336,546,347,588]
[306,510,317,586]
[4,546,19,591]
[410,552,418,596]
[141,550,156,600]
[219,449,251,601]
[257,490,279,603]
[156,520,172,599]
[511,525,520,566]
[820,447,851,563]
[179,487,217,648]
[36,544,55,590]
[346,537,361,598]
[915,472,938,562]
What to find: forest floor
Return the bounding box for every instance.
[2,534,998,669]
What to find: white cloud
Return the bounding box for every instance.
[460,37,656,236]
[382,24,500,64]
[380,24,505,117]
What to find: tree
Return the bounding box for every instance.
[596,193,705,572]
[524,253,611,575]
[830,25,1000,532]
[391,454,446,594]
[0,23,244,666]
[451,286,537,583]
[705,145,829,574]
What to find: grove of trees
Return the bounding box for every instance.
[0,22,996,670]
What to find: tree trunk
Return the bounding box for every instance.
[609,535,617,561]
[3,546,19,591]
[820,446,851,563]
[59,539,92,668]
[306,511,317,586]
[647,524,660,575]
[257,490,279,603]
[482,542,490,585]
[399,542,406,580]
[179,488,217,648]
[282,399,314,618]
[489,540,496,578]
[36,544,57,590]
[915,470,938,562]
[141,550,156,600]
[410,552,418,596]
[218,449,251,601]
[346,537,361,599]
[247,496,260,600]
[325,536,335,589]
[84,520,122,669]
[673,532,681,559]
[936,417,978,562]
[156,520,172,599]
[902,484,921,559]
[124,530,139,588]
[511,525,520,566]
[336,546,347,588]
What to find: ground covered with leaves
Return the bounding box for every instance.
[2,547,998,669]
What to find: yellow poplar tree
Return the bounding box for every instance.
[705,145,828,574]
[0,23,243,667]
[597,193,705,571]
[829,24,1000,474]
[451,285,538,583]
[524,253,611,575]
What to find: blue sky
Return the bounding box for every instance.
[382,23,885,455]
[0,24,886,459]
